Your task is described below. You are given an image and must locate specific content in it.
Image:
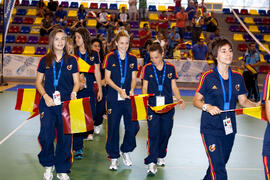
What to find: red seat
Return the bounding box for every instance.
[259,65,270,74]
[169,14,176,21]
[237,43,248,52]
[168,6,175,12]
[240,9,249,15]
[150,22,158,29]
[23,17,34,24]
[15,35,27,43]
[39,36,49,44]
[263,18,270,25]
[239,26,246,32]
[131,39,140,48]
[8,25,20,33]
[11,46,23,54]
[90,3,98,9]
[225,17,235,24]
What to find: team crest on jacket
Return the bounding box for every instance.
[107,109,112,114]
[149,74,153,78]
[67,65,72,70]
[209,144,216,152]
[168,73,172,79]
[90,56,94,61]
[129,63,134,69]
[148,115,153,121]
[112,64,116,67]
[235,84,240,91]
[212,85,217,90]
[40,112,44,119]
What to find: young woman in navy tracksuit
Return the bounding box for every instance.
[36,29,80,180]
[72,27,103,159]
[193,38,260,180]
[262,72,270,180]
[103,30,139,170]
[141,43,185,175]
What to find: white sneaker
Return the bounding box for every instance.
[109,159,118,170]
[56,173,70,180]
[94,125,102,134]
[147,163,157,175]
[157,158,165,166]
[43,166,54,180]
[86,134,94,141]
[120,152,132,166]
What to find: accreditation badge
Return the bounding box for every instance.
[156,96,165,106]
[118,89,125,101]
[223,117,233,135]
[53,91,61,105]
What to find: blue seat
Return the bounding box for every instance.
[6,35,15,43]
[16,9,27,16]
[20,26,31,34]
[264,54,270,62]
[232,9,239,14]
[268,10,270,16]
[259,10,267,16]
[109,4,117,10]
[235,17,244,24]
[223,8,231,14]
[5,46,11,53]
[149,5,157,11]
[31,1,38,6]
[254,18,263,25]
[70,2,78,8]
[255,34,264,42]
[259,26,268,33]
[229,25,239,32]
[243,34,253,42]
[97,29,106,36]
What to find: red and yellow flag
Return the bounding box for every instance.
[77,57,95,73]
[245,64,258,74]
[62,98,94,134]
[150,101,182,114]
[131,94,153,121]
[235,106,267,121]
[15,88,41,120]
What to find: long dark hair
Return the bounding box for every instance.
[45,28,68,67]
[210,38,232,66]
[74,27,93,59]
[91,38,105,63]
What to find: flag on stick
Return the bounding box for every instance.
[150,101,182,114]
[77,57,95,73]
[130,94,154,121]
[62,98,94,134]
[15,88,41,119]
[235,106,267,121]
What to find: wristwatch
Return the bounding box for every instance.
[202,104,208,111]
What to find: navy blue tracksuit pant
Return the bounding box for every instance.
[106,100,140,159]
[201,133,235,180]
[38,100,72,173]
[144,108,175,165]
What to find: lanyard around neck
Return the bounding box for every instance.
[117,50,128,86]
[152,61,166,94]
[53,52,65,90]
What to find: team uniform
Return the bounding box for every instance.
[37,55,78,173]
[142,61,178,165]
[73,50,100,156]
[103,50,140,159]
[262,73,270,180]
[197,67,247,180]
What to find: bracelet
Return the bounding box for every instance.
[71,92,77,96]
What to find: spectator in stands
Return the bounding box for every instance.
[142,39,153,65]
[168,26,181,59]
[44,6,54,19]
[126,24,134,41]
[192,37,208,60]
[101,38,109,54]
[118,7,130,27]
[158,11,169,39]
[174,0,182,13]
[185,0,196,28]
[69,21,80,37]
[139,23,152,56]
[53,16,64,28]
[48,0,58,12]
[242,42,261,102]
[129,0,138,20]
[191,9,204,43]
[154,32,167,56]
[205,12,218,33]
[77,5,87,27]
[198,0,207,16]
[107,13,118,43]
[209,28,220,40]
[176,7,188,41]
[96,7,109,29]
[37,0,46,17]
[139,0,147,20]
[40,14,54,36]
[55,5,67,26]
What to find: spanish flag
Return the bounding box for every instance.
[245,64,258,74]
[131,94,153,121]
[150,101,182,114]
[15,88,41,120]
[62,98,94,134]
[235,106,267,121]
[77,57,95,73]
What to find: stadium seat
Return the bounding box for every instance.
[131,49,140,58]
[130,21,139,28]
[97,29,106,36]
[15,0,20,6]
[39,36,49,44]
[149,13,159,21]
[35,47,47,55]
[244,17,255,24]
[259,44,270,52]
[90,3,98,9]
[148,5,157,11]
[34,17,43,25]
[243,34,253,42]
[27,36,38,44]
[170,22,176,29]
[249,25,260,33]
[249,9,259,15]
[23,46,35,55]
[237,44,248,52]
[13,16,23,24]
[30,26,40,34]
[100,3,108,9]
[158,5,166,11]
[87,19,97,27]
[70,2,78,8]
[150,22,158,29]
[140,21,149,29]
[12,8,16,15]
[60,1,69,8]
[119,4,127,10]
[229,25,239,32]
[81,2,88,8]
[255,34,264,42]
[225,17,235,24]
[167,6,175,12]
[11,46,23,54]
[264,55,270,62]
[131,30,139,38]
[259,26,268,33]
[20,0,29,6]
[31,1,38,6]
[20,26,31,34]
[26,9,36,16]
[8,25,19,33]
[6,35,15,43]
[235,17,244,24]
[267,10,270,16]
[23,17,34,24]
[16,35,27,43]
[169,14,176,21]
[264,35,270,42]
[131,40,140,48]
[232,9,239,14]
[222,8,231,14]
[259,10,267,16]
[68,10,77,17]
[109,4,118,10]
[5,46,11,53]
[233,33,244,41]
[254,18,263,25]
[240,9,248,15]
[263,18,270,25]
[16,9,26,16]
[259,65,270,73]
[88,29,97,36]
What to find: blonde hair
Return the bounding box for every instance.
[115,30,130,42]
[66,37,74,54]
